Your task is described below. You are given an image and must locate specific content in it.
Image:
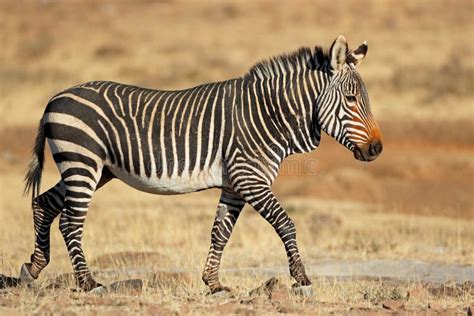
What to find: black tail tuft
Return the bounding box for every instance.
[24,120,46,205]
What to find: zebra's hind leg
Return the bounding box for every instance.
[58,164,111,292]
[202,189,245,294]
[20,181,65,283]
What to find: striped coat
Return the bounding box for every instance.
[21,35,382,294]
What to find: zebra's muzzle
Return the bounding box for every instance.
[353,139,383,162]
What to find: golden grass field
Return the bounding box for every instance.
[1,0,473,314]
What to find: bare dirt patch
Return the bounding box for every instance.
[1,262,472,315]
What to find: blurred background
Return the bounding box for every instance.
[0,3,473,313]
[1,0,472,218]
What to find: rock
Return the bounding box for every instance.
[89,285,108,295]
[382,300,405,310]
[248,277,279,298]
[240,296,266,305]
[207,289,235,299]
[247,278,291,303]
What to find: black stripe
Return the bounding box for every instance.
[44,123,106,160]
[53,152,98,171]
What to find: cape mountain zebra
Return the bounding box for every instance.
[21,35,382,294]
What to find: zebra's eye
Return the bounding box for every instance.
[345,95,357,103]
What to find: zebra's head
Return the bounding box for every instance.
[317,35,383,162]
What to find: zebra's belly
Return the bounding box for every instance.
[107,165,225,195]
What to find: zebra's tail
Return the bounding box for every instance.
[24,119,46,205]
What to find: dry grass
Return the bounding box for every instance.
[1,171,473,314]
[1,0,473,314]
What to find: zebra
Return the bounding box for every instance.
[20,35,382,294]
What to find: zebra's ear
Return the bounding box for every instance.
[346,41,368,68]
[329,35,348,71]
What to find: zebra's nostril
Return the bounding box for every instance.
[369,140,383,156]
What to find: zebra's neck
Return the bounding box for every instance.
[244,68,328,157]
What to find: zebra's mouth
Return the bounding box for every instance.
[353,145,381,162]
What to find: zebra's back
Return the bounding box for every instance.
[43,80,239,194]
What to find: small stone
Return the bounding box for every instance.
[382,300,405,310]
[249,277,279,298]
[240,296,266,305]
[208,289,234,299]
[89,285,108,295]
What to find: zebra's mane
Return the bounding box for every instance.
[245,46,328,81]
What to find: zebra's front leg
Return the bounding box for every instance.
[202,189,245,294]
[242,187,312,289]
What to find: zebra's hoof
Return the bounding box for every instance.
[19,264,35,285]
[89,285,108,295]
[208,286,234,298]
[291,284,314,297]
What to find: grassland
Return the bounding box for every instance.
[1,0,473,314]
